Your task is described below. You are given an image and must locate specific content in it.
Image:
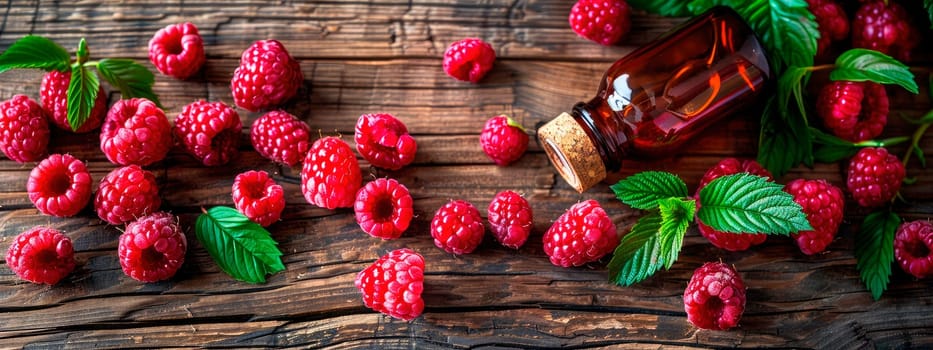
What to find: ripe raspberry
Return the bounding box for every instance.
[431,199,485,255]
[442,38,496,83]
[0,94,49,163]
[784,179,845,255]
[27,154,92,217]
[100,98,173,166]
[354,178,413,240]
[851,0,919,61]
[355,248,425,320]
[354,113,417,170]
[40,70,107,133]
[148,22,206,79]
[695,158,771,251]
[174,100,242,166]
[806,0,849,58]
[118,212,186,282]
[847,147,904,208]
[95,165,161,225]
[683,262,746,331]
[487,190,533,249]
[232,170,285,227]
[480,115,529,166]
[542,199,618,267]
[231,40,303,111]
[250,110,310,166]
[301,136,362,210]
[5,227,75,285]
[816,81,889,143]
[894,220,933,279]
[568,0,632,46]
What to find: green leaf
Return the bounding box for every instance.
[0,35,71,73]
[830,49,919,94]
[97,58,161,107]
[925,0,933,29]
[758,96,813,176]
[657,197,695,270]
[627,0,693,17]
[855,210,900,300]
[195,206,285,284]
[811,128,860,163]
[608,212,663,286]
[610,171,688,210]
[66,64,99,132]
[697,173,812,235]
[777,66,809,116]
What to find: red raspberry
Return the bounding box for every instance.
[40,70,107,133]
[683,262,746,331]
[250,110,310,166]
[231,40,303,112]
[568,0,632,46]
[148,22,205,79]
[847,147,904,208]
[100,98,172,166]
[301,136,362,210]
[816,81,889,143]
[355,248,425,320]
[354,178,413,240]
[442,38,496,83]
[695,158,771,251]
[5,227,75,285]
[784,179,845,255]
[0,94,49,163]
[851,0,919,61]
[480,115,529,166]
[354,113,417,170]
[431,199,485,255]
[894,220,933,279]
[487,190,533,249]
[174,100,242,166]
[542,199,618,267]
[118,212,187,282]
[232,170,285,227]
[806,0,849,58]
[27,154,92,217]
[95,165,161,225]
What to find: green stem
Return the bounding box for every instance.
[808,64,835,72]
[857,136,910,148]
[902,122,931,167]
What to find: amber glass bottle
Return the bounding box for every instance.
[537,6,771,192]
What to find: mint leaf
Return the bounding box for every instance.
[627,0,693,17]
[697,173,812,235]
[855,210,900,300]
[657,197,695,270]
[66,64,99,132]
[830,49,919,94]
[608,212,663,286]
[610,171,688,210]
[758,96,812,176]
[97,58,161,107]
[195,206,285,284]
[0,35,70,73]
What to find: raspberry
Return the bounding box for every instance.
[695,158,771,251]
[118,212,187,282]
[232,170,285,227]
[95,165,161,225]
[40,70,107,133]
[174,100,242,166]
[806,0,849,58]
[894,220,933,279]
[480,115,529,166]
[354,178,413,240]
[27,154,92,217]
[100,98,173,166]
[301,136,362,210]
[683,262,746,331]
[430,199,485,255]
[148,22,206,79]
[250,110,310,166]
[847,147,904,208]
[0,94,49,163]
[568,0,632,46]
[355,248,425,320]
[542,199,618,267]
[231,40,303,111]
[442,38,496,83]
[784,179,845,255]
[354,113,417,170]
[851,0,919,61]
[5,227,75,285]
[487,190,533,249]
[816,81,889,143]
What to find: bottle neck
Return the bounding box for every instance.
[571,101,632,173]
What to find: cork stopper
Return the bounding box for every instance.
[537,112,606,192]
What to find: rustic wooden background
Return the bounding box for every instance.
[1,1,932,348]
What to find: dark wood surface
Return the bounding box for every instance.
[1,1,932,348]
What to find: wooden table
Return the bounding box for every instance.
[1,1,932,348]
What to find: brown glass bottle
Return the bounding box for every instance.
[537,6,771,192]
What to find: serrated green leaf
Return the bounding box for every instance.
[610,171,688,210]
[855,210,900,300]
[657,197,695,269]
[195,206,285,284]
[97,58,161,107]
[830,49,918,94]
[608,212,664,286]
[66,64,99,132]
[0,35,71,74]
[697,173,812,235]
[758,96,813,176]
[627,0,693,16]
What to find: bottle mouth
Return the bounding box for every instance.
[536,112,606,192]
[543,138,581,190]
